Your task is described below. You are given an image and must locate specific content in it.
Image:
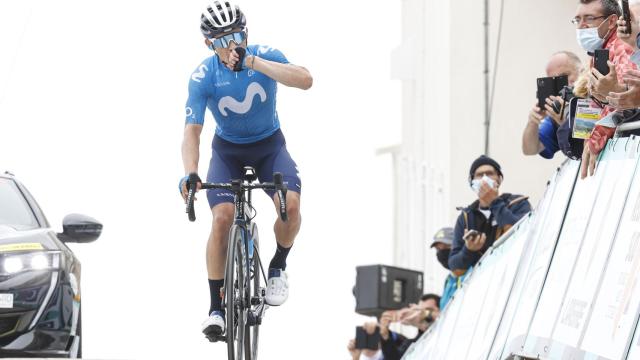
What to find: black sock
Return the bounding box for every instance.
[208,279,225,315]
[269,243,292,271]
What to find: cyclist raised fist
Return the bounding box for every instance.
[180,0,312,340]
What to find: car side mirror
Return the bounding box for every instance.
[58,214,103,243]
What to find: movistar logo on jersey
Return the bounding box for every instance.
[191,64,208,83]
[218,82,267,117]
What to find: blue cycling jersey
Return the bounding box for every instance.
[185,44,289,144]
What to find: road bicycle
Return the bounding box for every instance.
[186,166,288,360]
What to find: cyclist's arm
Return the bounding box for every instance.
[182,124,203,175]
[183,63,210,175]
[249,55,312,90]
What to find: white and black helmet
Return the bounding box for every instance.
[200,1,246,39]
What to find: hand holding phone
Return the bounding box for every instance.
[355,326,380,350]
[537,75,568,109]
[464,230,486,252]
[463,229,479,241]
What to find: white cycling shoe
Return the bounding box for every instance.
[265,269,289,306]
[202,311,225,337]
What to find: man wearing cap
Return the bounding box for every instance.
[448,156,531,274]
[430,227,464,309]
[431,227,454,270]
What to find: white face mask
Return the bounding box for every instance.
[575,17,610,52]
[470,175,496,194]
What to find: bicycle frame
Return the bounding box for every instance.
[185,168,287,360]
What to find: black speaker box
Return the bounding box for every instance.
[354,264,424,317]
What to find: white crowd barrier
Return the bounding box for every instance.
[403,135,640,360]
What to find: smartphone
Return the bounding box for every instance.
[536,75,568,109]
[594,49,610,76]
[622,0,632,35]
[355,326,380,350]
[463,230,479,241]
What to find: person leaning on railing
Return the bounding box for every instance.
[572,0,638,178]
[448,156,531,274]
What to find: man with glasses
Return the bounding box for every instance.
[448,156,531,273]
[179,0,313,339]
[522,51,583,159]
[572,0,638,177]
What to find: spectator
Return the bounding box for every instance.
[522,51,583,159]
[573,0,637,177]
[448,156,531,273]
[347,322,383,360]
[430,227,454,270]
[430,227,470,309]
[378,294,441,360]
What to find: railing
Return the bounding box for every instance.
[403,135,640,359]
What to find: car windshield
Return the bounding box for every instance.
[0,178,39,230]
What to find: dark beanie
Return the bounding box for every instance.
[469,155,503,181]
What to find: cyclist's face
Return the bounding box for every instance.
[204,29,247,63]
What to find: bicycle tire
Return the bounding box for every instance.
[244,223,260,360]
[226,226,245,360]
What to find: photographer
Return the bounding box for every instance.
[522,51,582,159]
[448,156,531,274]
[378,294,441,360]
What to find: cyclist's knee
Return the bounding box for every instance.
[212,204,234,230]
[285,195,301,223]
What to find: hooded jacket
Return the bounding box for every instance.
[448,193,531,272]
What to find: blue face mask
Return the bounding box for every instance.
[576,27,605,52]
[575,16,610,52]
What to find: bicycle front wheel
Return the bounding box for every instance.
[226,226,245,360]
[244,223,261,360]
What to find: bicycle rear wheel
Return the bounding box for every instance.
[226,226,245,360]
[244,223,261,360]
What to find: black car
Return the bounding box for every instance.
[0,172,102,358]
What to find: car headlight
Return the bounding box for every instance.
[1,252,60,275]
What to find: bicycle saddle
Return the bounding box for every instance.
[243,166,257,182]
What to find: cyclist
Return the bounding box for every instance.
[179,0,312,338]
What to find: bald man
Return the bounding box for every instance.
[522,51,584,159]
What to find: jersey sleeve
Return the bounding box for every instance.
[255,46,289,64]
[184,63,211,125]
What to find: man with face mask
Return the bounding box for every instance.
[447,156,531,274]
[430,227,454,270]
[573,0,638,178]
[429,227,468,309]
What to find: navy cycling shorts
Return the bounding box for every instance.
[206,129,301,208]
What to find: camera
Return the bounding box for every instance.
[353,264,424,317]
[551,85,575,114]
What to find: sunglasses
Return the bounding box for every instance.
[212,31,246,48]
